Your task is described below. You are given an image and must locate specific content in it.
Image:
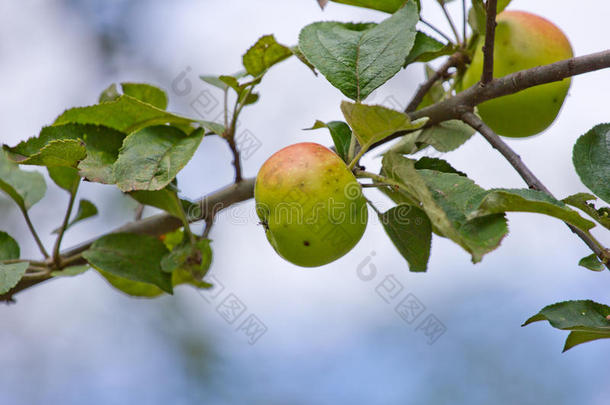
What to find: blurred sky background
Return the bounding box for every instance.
[1,0,610,404]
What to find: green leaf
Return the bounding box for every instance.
[563,193,610,230]
[330,0,408,13]
[522,300,610,352]
[196,120,226,136]
[0,262,28,294]
[129,188,186,220]
[121,83,168,110]
[416,120,476,152]
[97,230,212,298]
[468,0,486,35]
[113,126,204,192]
[298,1,419,100]
[54,95,196,134]
[78,127,126,184]
[51,265,90,277]
[578,254,605,272]
[0,150,46,211]
[471,189,596,232]
[414,157,466,176]
[341,101,427,150]
[564,331,610,352]
[52,199,98,233]
[573,124,610,205]
[404,31,453,65]
[200,70,247,91]
[11,139,86,167]
[99,83,121,103]
[380,205,431,272]
[305,120,352,162]
[0,232,20,260]
[5,123,127,185]
[161,232,213,279]
[242,35,293,77]
[82,233,173,293]
[48,166,80,192]
[381,153,508,262]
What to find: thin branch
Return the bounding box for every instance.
[481,0,498,84]
[134,204,144,221]
[227,137,243,183]
[439,1,461,44]
[461,111,610,268]
[52,188,78,267]
[420,18,454,44]
[405,52,464,113]
[20,207,49,259]
[462,0,467,45]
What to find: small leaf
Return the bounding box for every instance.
[0,232,20,260]
[523,300,610,352]
[472,189,596,232]
[0,150,46,211]
[242,35,293,77]
[578,254,605,272]
[0,262,28,294]
[5,124,127,185]
[129,188,186,219]
[417,120,476,152]
[414,157,467,176]
[341,101,427,150]
[298,1,419,100]
[404,31,453,65]
[563,193,610,230]
[12,139,86,167]
[196,120,226,135]
[305,120,352,161]
[54,95,196,134]
[200,70,247,91]
[573,124,610,204]
[99,83,121,103]
[113,126,204,192]
[82,233,173,293]
[380,205,431,272]
[121,83,168,110]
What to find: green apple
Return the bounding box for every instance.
[463,11,573,137]
[255,142,368,267]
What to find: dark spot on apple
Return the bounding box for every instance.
[303,241,310,246]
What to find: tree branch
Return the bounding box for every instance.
[1,178,256,301]
[411,49,610,125]
[371,49,610,150]
[461,111,610,269]
[481,0,498,84]
[439,0,461,44]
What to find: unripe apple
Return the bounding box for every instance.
[462,11,573,137]
[255,142,368,267]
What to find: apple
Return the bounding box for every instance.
[255,142,368,267]
[462,10,573,137]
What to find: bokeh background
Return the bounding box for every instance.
[1,0,609,403]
